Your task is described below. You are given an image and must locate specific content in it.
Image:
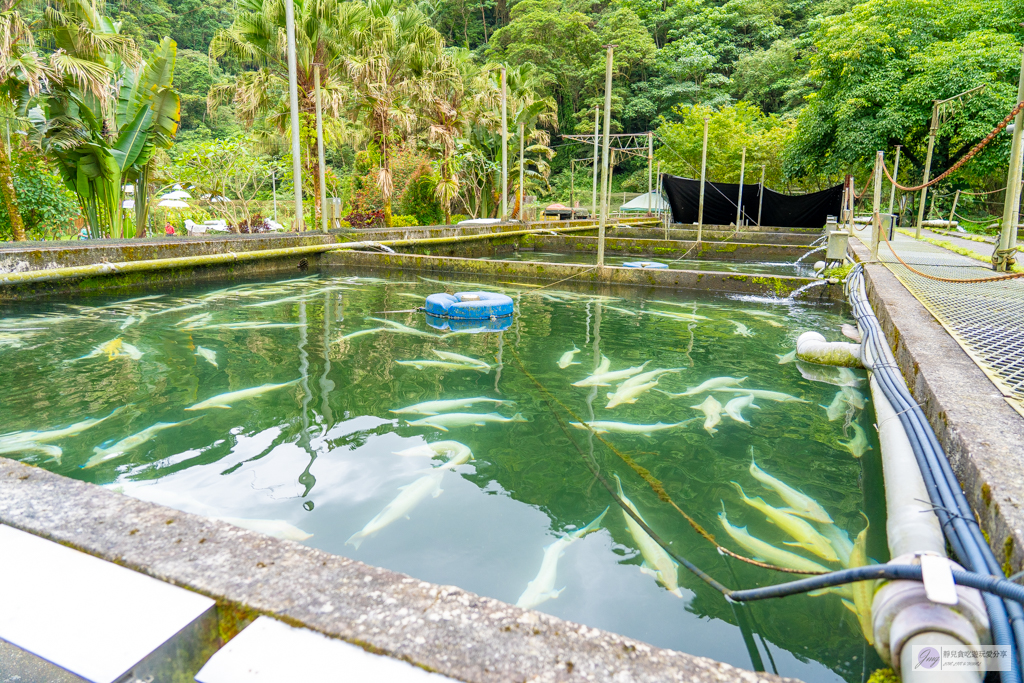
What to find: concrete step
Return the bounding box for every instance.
[0,524,217,683]
[195,617,455,682]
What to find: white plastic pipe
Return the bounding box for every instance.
[795,331,862,367]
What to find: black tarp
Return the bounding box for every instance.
[661,174,843,229]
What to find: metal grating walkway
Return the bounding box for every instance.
[854,227,1024,416]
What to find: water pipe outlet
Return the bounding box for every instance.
[795,331,863,367]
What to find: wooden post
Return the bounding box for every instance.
[597,45,614,267]
[735,146,746,227]
[888,145,902,216]
[948,189,961,228]
[996,47,1024,271]
[697,116,709,242]
[591,106,599,218]
[756,165,765,227]
[518,121,525,220]
[314,67,327,233]
[501,67,507,221]
[872,151,884,260]
[916,103,939,238]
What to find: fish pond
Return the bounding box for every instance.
[492,250,816,276]
[0,271,885,682]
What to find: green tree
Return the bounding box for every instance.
[0,146,80,240]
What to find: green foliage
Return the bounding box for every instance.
[866,668,899,683]
[0,146,80,240]
[389,214,419,227]
[401,168,444,226]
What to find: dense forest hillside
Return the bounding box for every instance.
[1,0,1022,238]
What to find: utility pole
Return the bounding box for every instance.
[597,45,614,267]
[888,145,902,216]
[314,66,327,233]
[519,121,525,221]
[591,105,599,218]
[757,164,765,227]
[284,0,303,231]
[996,48,1024,271]
[735,146,747,227]
[501,67,507,221]
[872,150,884,260]
[272,169,277,222]
[697,116,709,242]
[647,132,653,215]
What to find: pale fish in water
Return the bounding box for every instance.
[723,395,759,425]
[391,398,510,416]
[605,381,660,409]
[405,412,526,432]
[795,361,861,387]
[602,305,638,316]
[214,517,312,541]
[119,316,137,330]
[615,474,684,597]
[396,360,490,373]
[740,309,783,319]
[690,395,722,435]
[593,356,611,375]
[569,420,693,436]
[340,327,387,340]
[516,508,609,609]
[345,446,475,549]
[432,350,491,369]
[557,345,581,369]
[0,407,125,448]
[571,360,650,387]
[85,417,204,468]
[728,320,755,337]
[397,293,426,299]
[749,456,833,524]
[393,440,474,469]
[776,350,797,364]
[145,302,206,319]
[195,346,218,368]
[185,379,301,411]
[844,517,876,645]
[619,368,681,389]
[367,318,443,339]
[0,441,63,463]
[821,525,855,568]
[731,482,838,562]
[74,338,143,361]
[716,388,809,403]
[665,376,747,397]
[837,367,865,387]
[718,509,830,574]
[841,385,866,410]
[177,313,212,328]
[644,310,707,322]
[197,322,302,330]
[821,391,849,421]
[838,422,872,458]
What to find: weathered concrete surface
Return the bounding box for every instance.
[849,239,1024,575]
[607,227,819,245]
[0,458,794,683]
[518,236,810,261]
[324,249,843,300]
[664,223,820,234]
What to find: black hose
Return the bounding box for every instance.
[729,564,1024,603]
[847,266,1023,681]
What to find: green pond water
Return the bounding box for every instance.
[491,251,816,276]
[0,271,885,682]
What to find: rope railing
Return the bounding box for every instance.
[881,100,1024,192]
[879,225,1024,283]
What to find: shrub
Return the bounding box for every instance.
[0,146,80,240]
[400,166,443,225]
[450,214,468,224]
[390,214,418,228]
[343,209,386,229]
[238,214,270,233]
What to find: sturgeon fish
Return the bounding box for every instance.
[515,508,609,610]
[615,474,684,597]
[569,420,693,436]
[390,398,511,416]
[717,388,808,403]
[557,345,581,369]
[605,381,660,409]
[665,376,747,397]
[723,395,759,424]
[572,360,650,387]
[195,346,218,368]
[750,456,833,524]
[214,517,313,541]
[731,482,838,562]
[185,379,301,410]
[85,416,204,468]
[821,391,849,421]
[690,395,722,435]
[718,508,830,574]
[838,422,872,458]
[404,412,526,432]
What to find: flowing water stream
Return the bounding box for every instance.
[0,270,885,682]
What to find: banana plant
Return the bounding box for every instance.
[33,38,180,238]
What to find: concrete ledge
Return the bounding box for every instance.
[519,236,810,261]
[607,228,819,245]
[0,458,793,683]
[850,240,1024,574]
[324,250,842,300]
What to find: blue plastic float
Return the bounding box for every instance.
[425,314,512,333]
[621,261,669,269]
[424,291,515,321]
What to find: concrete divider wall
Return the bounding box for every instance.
[608,227,819,245]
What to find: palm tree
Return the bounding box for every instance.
[0,0,40,240]
[209,0,352,228]
[342,0,446,226]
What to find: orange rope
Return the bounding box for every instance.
[878,226,1024,283]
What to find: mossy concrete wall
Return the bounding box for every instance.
[519,235,810,261]
[609,227,820,245]
[324,249,844,300]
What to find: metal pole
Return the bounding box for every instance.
[948,189,961,228]
[591,105,599,218]
[916,104,939,239]
[570,161,575,217]
[314,67,327,233]
[284,0,303,231]
[597,45,614,267]
[756,164,765,227]
[272,169,277,221]
[647,131,653,215]
[888,145,902,215]
[518,121,525,221]
[697,116,709,242]
[997,48,1024,271]
[872,150,884,260]
[500,67,507,221]
[657,159,665,238]
[735,146,746,227]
